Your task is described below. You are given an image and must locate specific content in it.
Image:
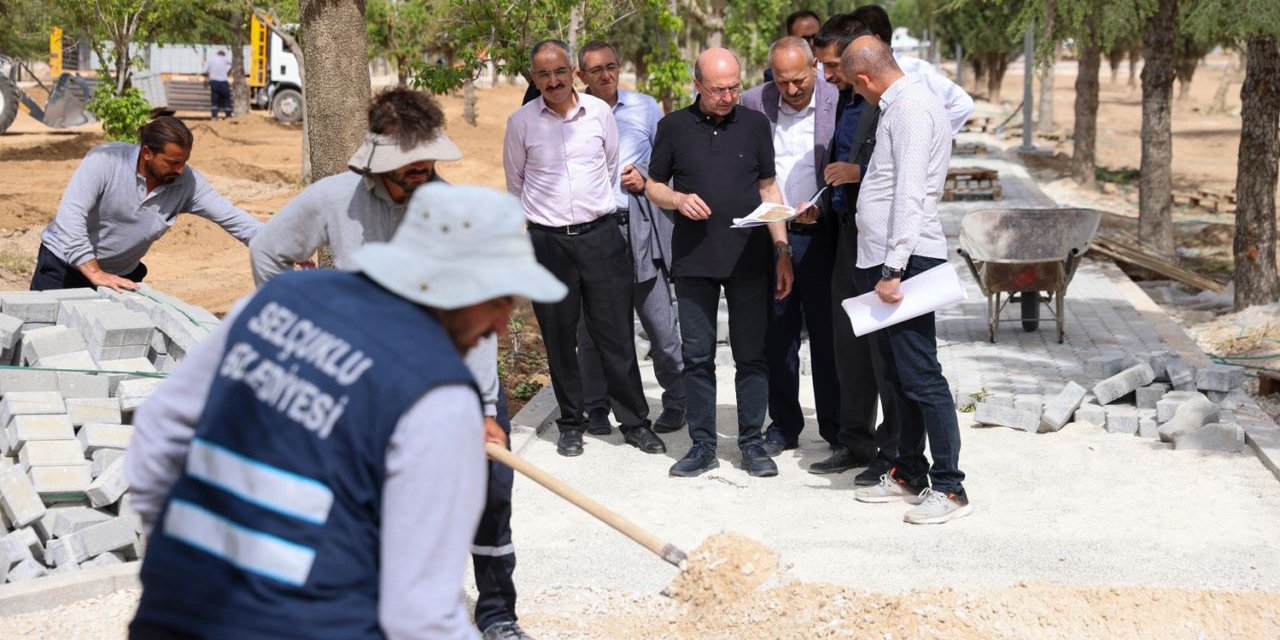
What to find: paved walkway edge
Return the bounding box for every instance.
[0,563,139,616]
[509,385,559,455]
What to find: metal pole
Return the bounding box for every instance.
[1021,21,1036,151]
[955,43,964,87]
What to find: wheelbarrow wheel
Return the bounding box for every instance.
[1020,291,1040,332]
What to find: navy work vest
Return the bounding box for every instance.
[135,270,477,639]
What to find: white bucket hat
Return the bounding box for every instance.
[351,183,567,309]
[347,130,463,175]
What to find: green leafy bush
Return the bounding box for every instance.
[86,84,152,142]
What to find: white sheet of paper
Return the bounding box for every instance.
[731,187,828,229]
[841,262,968,336]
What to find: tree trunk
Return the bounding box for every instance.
[230,13,251,117]
[1128,45,1141,89]
[463,78,477,126]
[1071,40,1101,185]
[1212,52,1233,114]
[1107,47,1124,83]
[299,0,371,268]
[1138,0,1177,257]
[987,53,1007,103]
[1174,56,1198,102]
[1232,35,1280,309]
[1036,0,1057,134]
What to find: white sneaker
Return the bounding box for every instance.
[903,488,974,525]
[854,470,926,504]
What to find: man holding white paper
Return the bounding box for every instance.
[842,36,972,525]
[740,36,843,457]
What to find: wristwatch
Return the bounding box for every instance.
[881,265,905,280]
[775,243,793,258]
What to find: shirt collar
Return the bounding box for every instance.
[538,91,586,120]
[777,90,816,117]
[878,73,919,110]
[689,99,737,124]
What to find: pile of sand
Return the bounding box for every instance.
[664,533,780,608]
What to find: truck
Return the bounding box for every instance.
[0,17,302,135]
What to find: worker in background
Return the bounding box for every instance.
[204,50,233,120]
[31,116,260,292]
[251,87,537,640]
[124,183,567,639]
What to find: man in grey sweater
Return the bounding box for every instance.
[249,87,533,640]
[32,116,260,292]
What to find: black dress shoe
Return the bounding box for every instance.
[652,408,687,434]
[741,444,779,477]
[670,445,719,477]
[556,430,584,457]
[807,445,867,474]
[854,460,892,486]
[585,408,613,436]
[622,425,666,454]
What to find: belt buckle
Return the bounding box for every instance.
[566,223,582,236]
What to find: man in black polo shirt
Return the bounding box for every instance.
[646,47,794,479]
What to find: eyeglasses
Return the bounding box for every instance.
[585,63,619,77]
[703,84,742,99]
[533,67,572,82]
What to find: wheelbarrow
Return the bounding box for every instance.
[956,208,1102,343]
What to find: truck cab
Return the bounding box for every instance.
[250,18,303,123]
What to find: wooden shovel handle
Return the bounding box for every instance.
[485,442,687,568]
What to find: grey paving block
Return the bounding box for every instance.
[0,526,42,565]
[1205,390,1229,403]
[18,440,86,469]
[35,351,98,379]
[1073,403,1106,426]
[1136,384,1170,410]
[1139,349,1175,381]
[1158,397,1220,443]
[20,325,87,364]
[98,358,158,394]
[1105,407,1139,435]
[1166,359,1197,391]
[45,288,101,302]
[1156,391,1210,422]
[5,414,75,453]
[77,423,132,453]
[0,313,22,351]
[1196,364,1245,392]
[1084,354,1126,379]
[90,310,156,348]
[61,515,136,562]
[1092,363,1156,405]
[0,368,59,394]
[0,468,46,527]
[1172,422,1245,452]
[87,342,151,361]
[29,465,93,502]
[985,396,1015,408]
[66,398,123,428]
[57,371,112,399]
[116,497,143,535]
[86,458,127,508]
[90,449,126,479]
[1040,382,1088,433]
[83,551,124,568]
[116,378,163,412]
[5,557,48,582]
[48,506,114,538]
[1,292,60,323]
[974,402,1039,432]
[1138,415,1159,438]
[0,392,68,427]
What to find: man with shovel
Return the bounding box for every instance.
[249,88,537,639]
[125,183,567,639]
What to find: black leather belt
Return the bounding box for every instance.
[614,208,630,226]
[787,221,821,234]
[527,216,612,236]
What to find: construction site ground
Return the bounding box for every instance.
[1,59,1279,637]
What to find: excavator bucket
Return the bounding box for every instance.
[35,73,96,128]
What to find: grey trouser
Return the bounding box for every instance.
[578,276,685,415]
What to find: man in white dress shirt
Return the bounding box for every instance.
[841,35,973,525]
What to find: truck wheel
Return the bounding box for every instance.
[0,74,19,135]
[271,88,303,124]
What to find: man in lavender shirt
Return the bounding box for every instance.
[503,39,665,459]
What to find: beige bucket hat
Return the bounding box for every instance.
[347,130,463,175]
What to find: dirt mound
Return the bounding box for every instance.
[202,156,298,184]
[2,133,103,162]
[665,533,780,608]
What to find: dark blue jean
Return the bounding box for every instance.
[854,256,965,496]
[675,274,769,451]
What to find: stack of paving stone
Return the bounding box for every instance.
[0,286,213,584]
[973,349,1248,452]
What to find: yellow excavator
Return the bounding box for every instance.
[0,28,96,135]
